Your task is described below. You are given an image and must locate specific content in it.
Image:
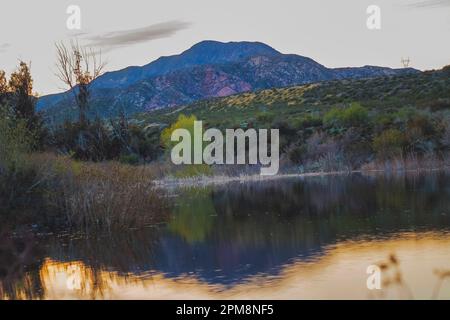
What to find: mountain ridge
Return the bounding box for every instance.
[37,40,419,121]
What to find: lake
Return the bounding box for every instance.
[1,172,450,299]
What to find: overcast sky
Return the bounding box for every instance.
[0,0,449,95]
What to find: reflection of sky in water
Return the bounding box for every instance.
[19,233,450,300]
[1,172,450,299]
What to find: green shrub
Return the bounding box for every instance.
[373,129,406,158]
[392,107,417,123]
[0,108,33,172]
[324,102,368,127]
[373,113,394,129]
[256,112,275,124]
[51,117,161,162]
[293,114,323,129]
[119,153,140,165]
[0,108,40,212]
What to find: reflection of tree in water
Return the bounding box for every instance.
[0,227,162,299]
[211,172,450,241]
[167,187,215,243]
[146,172,450,285]
[374,173,450,229]
[46,229,162,275]
[0,228,43,300]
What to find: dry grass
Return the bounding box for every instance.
[361,152,450,172]
[26,153,169,232]
[375,253,450,300]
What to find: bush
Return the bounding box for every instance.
[292,114,323,129]
[51,117,161,162]
[324,102,368,128]
[373,129,406,159]
[0,108,41,212]
[373,113,394,129]
[256,112,275,124]
[119,153,140,165]
[161,114,198,152]
[0,109,32,170]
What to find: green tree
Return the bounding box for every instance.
[161,114,198,151]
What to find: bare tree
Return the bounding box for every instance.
[55,41,105,125]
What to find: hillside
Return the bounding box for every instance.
[134,66,450,128]
[127,66,450,172]
[38,40,418,123]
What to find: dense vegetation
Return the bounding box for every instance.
[0,62,167,231]
[134,66,450,172]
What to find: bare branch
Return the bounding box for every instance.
[54,41,106,124]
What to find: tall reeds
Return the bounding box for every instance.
[2,153,168,232]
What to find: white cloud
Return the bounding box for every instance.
[83,21,191,52]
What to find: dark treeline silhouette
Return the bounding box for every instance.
[50,42,163,162]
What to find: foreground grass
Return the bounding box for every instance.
[0,153,168,232]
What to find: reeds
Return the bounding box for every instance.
[361,152,450,173]
[11,153,169,232]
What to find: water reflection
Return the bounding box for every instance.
[1,172,450,299]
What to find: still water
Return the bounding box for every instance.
[1,172,450,299]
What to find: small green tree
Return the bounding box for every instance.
[160,114,211,177]
[161,114,198,152]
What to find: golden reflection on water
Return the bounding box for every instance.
[28,232,450,300]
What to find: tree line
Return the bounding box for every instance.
[1,42,163,164]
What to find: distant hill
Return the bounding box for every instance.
[133,66,450,129]
[37,40,419,122]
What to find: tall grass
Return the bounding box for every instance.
[24,153,168,232]
[0,153,167,232]
[361,152,450,172]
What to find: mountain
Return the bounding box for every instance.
[37,40,419,122]
[91,41,281,90]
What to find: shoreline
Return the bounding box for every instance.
[154,166,450,189]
